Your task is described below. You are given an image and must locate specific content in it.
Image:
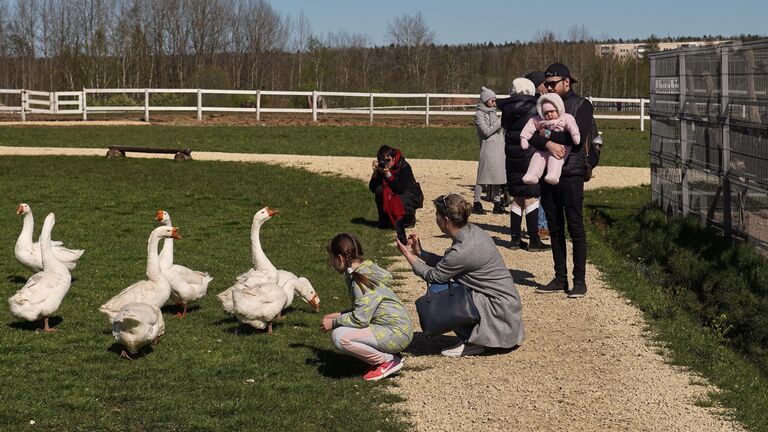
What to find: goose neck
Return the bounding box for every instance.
[147,233,163,280]
[18,212,34,245]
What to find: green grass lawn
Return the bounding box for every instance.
[0,120,649,167]
[0,156,409,431]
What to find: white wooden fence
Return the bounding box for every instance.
[0,88,651,130]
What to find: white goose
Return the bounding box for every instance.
[155,210,213,319]
[9,213,72,332]
[99,226,181,322]
[15,203,84,271]
[231,280,286,333]
[111,302,165,360]
[218,207,280,314]
[219,207,320,315]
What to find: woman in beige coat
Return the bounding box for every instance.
[473,86,507,215]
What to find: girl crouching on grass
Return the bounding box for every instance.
[321,233,413,381]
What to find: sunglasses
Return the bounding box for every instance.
[544,78,566,88]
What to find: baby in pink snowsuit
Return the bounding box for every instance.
[519,93,581,185]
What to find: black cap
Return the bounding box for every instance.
[545,63,577,84]
[524,71,545,88]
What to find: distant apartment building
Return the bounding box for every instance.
[595,40,733,60]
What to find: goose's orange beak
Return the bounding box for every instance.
[171,227,182,240]
[267,207,280,217]
[16,204,23,215]
[155,210,165,221]
[308,293,320,312]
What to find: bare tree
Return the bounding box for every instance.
[387,11,435,90]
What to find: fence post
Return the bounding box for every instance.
[50,92,56,114]
[425,93,430,126]
[144,89,150,123]
[81,89,87,121]
[369,93,374,125]
[312,91,318,122]
[679,53,690,215]
[721,47,733,240]
[640,98,645,131]
[20,90,26,122]
[256,90,261,121]
[197,89,202,121]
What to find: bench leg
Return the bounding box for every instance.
[174,152,192,161]
[106,148,124,158]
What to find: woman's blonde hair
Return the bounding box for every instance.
[434,193,471,227]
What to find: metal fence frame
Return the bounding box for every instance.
[649,38,768,250]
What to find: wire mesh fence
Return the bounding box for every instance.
[649,39,768,251]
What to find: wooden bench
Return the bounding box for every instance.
[106,145,192,161]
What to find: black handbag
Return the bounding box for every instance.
[415,281,480,337]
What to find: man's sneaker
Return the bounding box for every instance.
[472,202,486,215]
[538,228,550,240]
[527,236,551,252]
[441,342,485,357]
[567,281,587,298]
[363,355,404,381]
[535,278,568,294]
[492,202,507,214]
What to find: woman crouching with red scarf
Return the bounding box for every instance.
[369,145,424,230]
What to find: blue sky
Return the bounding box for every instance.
[274,0,766,45]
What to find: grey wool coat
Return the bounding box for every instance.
[412,224,525,348]
[474,103,507,185]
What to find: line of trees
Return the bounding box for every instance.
[0,0,693,97]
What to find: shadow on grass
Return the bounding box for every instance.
[290,342,370,379]
[160,303,202,316]
[7,316,63,332]
[223,323,274,335]
[7,275,27,284]
[106,342,156,360]
[211,316,239,326]
[350,216,382,229]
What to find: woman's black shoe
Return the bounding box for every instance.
[492,202,507,214]
[527,236,551,252]
[472,202,486,215]
[508,236,526,250]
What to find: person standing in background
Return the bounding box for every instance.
[498,78,550,252]
[472,87,507,215]
[529,63,594,298]
[525,71,551,240]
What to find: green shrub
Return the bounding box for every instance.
[591,202,768,375]
[151,93,192,107]
[90,93,141,107]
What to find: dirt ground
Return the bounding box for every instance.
[0,146,743,431]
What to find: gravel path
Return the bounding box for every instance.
[0,146,742,431]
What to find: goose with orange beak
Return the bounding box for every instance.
[99,226,181,322]
[155,209,213,319]
[219,206,321,318]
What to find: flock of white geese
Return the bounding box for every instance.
[9,204,320,359]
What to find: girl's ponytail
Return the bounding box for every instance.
[328,233,374,290]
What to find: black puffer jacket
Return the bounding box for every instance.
[498,93,540,198]
[527,90,593,178]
